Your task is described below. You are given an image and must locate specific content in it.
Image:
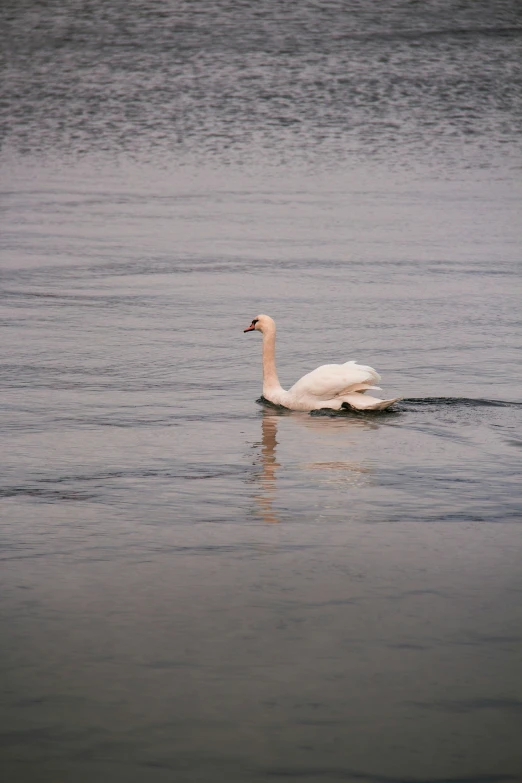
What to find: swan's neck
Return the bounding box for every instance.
[262,327,283,397]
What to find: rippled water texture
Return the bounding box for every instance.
[1,1,522,782]
[2,0,522,168]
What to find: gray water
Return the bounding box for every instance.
[1,2,522,782]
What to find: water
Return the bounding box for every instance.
[1,2,522,781]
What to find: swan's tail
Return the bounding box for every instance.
[341,394,402,411]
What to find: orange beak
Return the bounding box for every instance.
[244,323,255,332]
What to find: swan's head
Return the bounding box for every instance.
[244,314,275,334]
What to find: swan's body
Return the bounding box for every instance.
[244,314,401,412]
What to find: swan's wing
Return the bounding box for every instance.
[289,361,381,400]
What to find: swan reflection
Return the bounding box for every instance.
[252,411,281,524]
[253,406,379,523]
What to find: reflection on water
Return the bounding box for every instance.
[253,411,281,524]
[301,410,382,434]
[253,408,379,522]
[303,460,372,489]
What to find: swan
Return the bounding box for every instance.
[244,314,401,412]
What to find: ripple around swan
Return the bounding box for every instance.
[399,397,522,409]
[260,396,522,416]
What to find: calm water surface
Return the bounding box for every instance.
[1,2,522,782]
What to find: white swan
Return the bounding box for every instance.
[244,314,401,412]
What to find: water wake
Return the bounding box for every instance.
[256,396,522,416]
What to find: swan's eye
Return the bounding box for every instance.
[252,319,258,325]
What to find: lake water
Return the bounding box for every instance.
[1,2,522,782]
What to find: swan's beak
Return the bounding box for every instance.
[244,324,255,332]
